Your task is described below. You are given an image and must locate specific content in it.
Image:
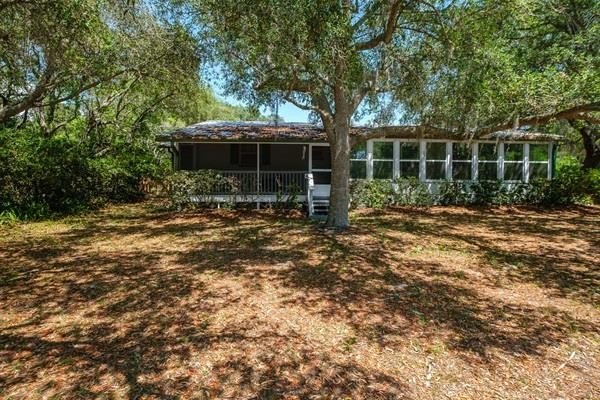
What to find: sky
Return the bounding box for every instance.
[207,68,312,122]
[208,74,377,125]
[216,91,312,123]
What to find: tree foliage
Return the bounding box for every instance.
[415,0,599,131]
[190,0,598,227]
[0,0,260,218]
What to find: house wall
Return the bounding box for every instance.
[174,139,556,191]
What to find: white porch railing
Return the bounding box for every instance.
[212,171,307,194]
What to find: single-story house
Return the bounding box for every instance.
[157,121,561,214]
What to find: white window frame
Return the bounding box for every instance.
[360,139,554,184]
[349,141,368,180]
[476,142,500,181]
[371,140,395,180]
[527,142,551,182]
[397,140,421,180]
[451,142,474,181]
[503,142,525,182]
[424,140,449,182]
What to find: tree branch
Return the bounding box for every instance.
[351,0,385,31]
[0,63,55,123]
[481,102,600,134]
[357,103,600,142]
[355,0,406,51]
[38,70,129,108]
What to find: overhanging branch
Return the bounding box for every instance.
[355,0,406,51]
[355,102,600,142]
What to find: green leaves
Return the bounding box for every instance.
[413,0,600,131]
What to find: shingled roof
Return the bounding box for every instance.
[157,121,562,142]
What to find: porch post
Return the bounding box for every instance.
[256,143,260,209]
[366,140,373,180]
[523,143,530,183]
[498,143,504,181]
[472,143,479,181]
[419,141,426,182]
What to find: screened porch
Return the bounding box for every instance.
[175,142,332,195]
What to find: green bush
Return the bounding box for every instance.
[392,177,433,206]
[273,184,302,210]
[349,158,599,211]
[514,157,600,206]
[165,170,223,210]
[436,181,470,205]
[587,168,600,204]
[470,180,503,205]
[350,178,433,208]
[349,179,394,209]
[0,126,166,219]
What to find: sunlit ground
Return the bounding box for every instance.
[1,202,599,399]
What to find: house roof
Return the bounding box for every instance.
[157,121,563,143]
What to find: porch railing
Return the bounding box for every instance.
[212,171,307,195]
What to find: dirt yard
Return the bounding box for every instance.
[1,203,599,399]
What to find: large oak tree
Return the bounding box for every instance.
[187,0,598,227]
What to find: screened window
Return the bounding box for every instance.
[529,144,549,180]
[350,142,367,179]
[478,143,498,181]
[399,142,420,178]
[311,146,331,169]
[425,142,447,180]
[373,141,393,179]
[504,143,524,181]
[230,144,258,168]
[452,143,472,180]
[179,144,195,170]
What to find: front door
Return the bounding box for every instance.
[310,144,331,198]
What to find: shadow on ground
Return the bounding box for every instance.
[0,203,598,399]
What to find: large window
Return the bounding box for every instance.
[373,141,393,179]
[529,144,549,180]
[478,143,498,181]
[350,142,367,179]
[425,142,447,180]
[504,143,524,181]
[452,143,472,180]
[399,142,420,178]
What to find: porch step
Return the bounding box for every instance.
[311,196,329,218]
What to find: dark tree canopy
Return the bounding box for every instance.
[189,0,598,227]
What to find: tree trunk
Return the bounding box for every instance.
[580,124,600,170]
[326,127,351,228]
[569,120,600,169]
[325,88,352,229]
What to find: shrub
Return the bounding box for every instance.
[165,170,223,210]
[392,177,433,206]
[436,181,470,205]
[0,210,19,226]
[522,157,600,206]
[0,126,167,219]
[349,179,394,209]
[470,180,503,205]
[586,168,600,204]
[273,184,302,209]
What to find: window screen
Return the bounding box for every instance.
[426,142,446,180]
